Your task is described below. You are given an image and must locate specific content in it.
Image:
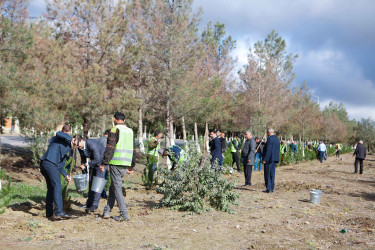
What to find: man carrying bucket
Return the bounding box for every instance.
[77,136,106,213]
[100,112,136,221]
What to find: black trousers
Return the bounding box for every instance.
[354,158,364,174]
[85,165,107,209]
[336,150,341,158]
[243,164,253,185]
[231,152,240,170]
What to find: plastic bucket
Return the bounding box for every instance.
[310,189,322,204]
[91,176,108,193]
[73,174,88,192]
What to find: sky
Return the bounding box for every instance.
[28,0,375,120]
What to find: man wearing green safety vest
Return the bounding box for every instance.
[100,112,136,221]
[160,145,185,170]
[280,140,287,165]
[147,130,163,181]
[230,135,241,172]
[335,143,343,159]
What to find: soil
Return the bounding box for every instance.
[0,148,375,249]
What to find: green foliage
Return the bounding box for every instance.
[0,169,13,214]
[7,183,45,205]
[142,156,158,189]
[157,144,239,213]
[280,143,352,165]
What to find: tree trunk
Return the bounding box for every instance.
[83,117,89,138]
[181,116,187,142]
[138,105,145,154]
[194,122,198,141]
[144,125,147,139]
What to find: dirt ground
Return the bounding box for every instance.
[0,150,374,249]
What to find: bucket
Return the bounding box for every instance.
[91,176,108,193]
[73,174,88,192]
[310,189,322,204]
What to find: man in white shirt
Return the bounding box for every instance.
[317,141,327,163]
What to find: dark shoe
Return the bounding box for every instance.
[101,193,108,199]
[113,214,130,222]
[55,211,72,219]
[85,207,97,213]
[262,190,271,193]
[353,172,357,174]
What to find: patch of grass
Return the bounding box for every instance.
[9,182,83,205]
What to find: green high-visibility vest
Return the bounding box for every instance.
[280,144,286,154]
[168,146,185,164]
[336,144,343,150]
[230,138,238,153]
[109,125,134,166]
[147,137,159,157]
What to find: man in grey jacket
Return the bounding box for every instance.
[241,131,256,186]
[353,140,366,174]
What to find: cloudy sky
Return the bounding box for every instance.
[29,0,375,120]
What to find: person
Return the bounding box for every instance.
[254,137,264,171]
[241,131,256,186]
[353,140,366,174]
[159,145,185,170]
[209,129,223,170]
[289,142,297,156]
[280,140,287,165]
[40,124,73,220]
[77,136,106,213]
[147,130,163,182]
[317,141,327,163]
[262,128,280,193]
[100,112,136,221]
[335,143,343,159]
[230,134,241,172]
[219,131,227,154]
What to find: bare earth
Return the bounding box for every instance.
[0,152,374,249]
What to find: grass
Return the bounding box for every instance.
[8,182,84,205]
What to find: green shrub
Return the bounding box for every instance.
[142,156,158,189]
[157,144,239,213]
[0,169,13,214]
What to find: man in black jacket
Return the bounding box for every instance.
[241,131,256,186]
[353,140,366,174]
[77,137,106,212]
[262,128,280,193]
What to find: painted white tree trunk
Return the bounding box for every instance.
[138,106,145,154]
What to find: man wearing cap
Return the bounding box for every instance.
[100,112,136,221]
[160,145,186,170]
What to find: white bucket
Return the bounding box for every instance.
[310,189,322,204]
[91,176,108,193]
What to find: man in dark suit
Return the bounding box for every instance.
[262,128,280,193]
[77,136,106,212]
[353,140,366,174]
[40,125,73,219]
[241,131,256,186]
[209,130,223,170]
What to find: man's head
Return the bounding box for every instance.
[62,124,71,134]
[209,129,217,139]
[113,111,125,125]
[255,137,260,143]
[154,130,163,139]
[359,140,363,144]
[76,135,85,149]
[266,128,274,137]
[244,131,252,140]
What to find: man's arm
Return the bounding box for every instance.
[56,131,72,142]
[101,128,118,165]
[263,140,273,163]
[234,140,239,150]
[130,137,136,170]
[87,142,102,168]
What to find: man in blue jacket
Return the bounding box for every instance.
[209,130,223,170]
[77,136,106,213]
[40,125,73,219]
[262,128,280,193]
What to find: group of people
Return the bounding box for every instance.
[210,128,280,193]
[39,110,367,221]
[40,112,136,221]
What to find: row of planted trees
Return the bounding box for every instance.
[1,0,371,153]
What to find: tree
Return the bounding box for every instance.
[355,118,375,152]
[239,30,297,136]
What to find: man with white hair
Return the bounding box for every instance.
[353,140,366,174]
[262,128,280,193]
[241,131,256,186]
